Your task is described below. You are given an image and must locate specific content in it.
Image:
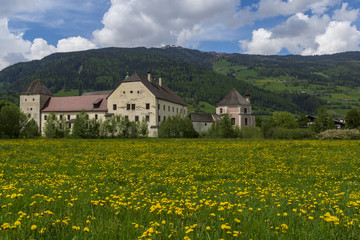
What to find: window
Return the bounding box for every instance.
[33,98,35,101]
[127,104,130,110]
[220,108,223,114]
[131,104,135,110]
[244,108,248,114]
[172,107,174,112]
[205,123,207,126]
[69,123,71,129]
[125,116,128,120]
[158,104,160,110]
[137,90,140,94]
[231,118,236,125]
[245,118,248,126]
[177,108,178,114]
[44,115,47,120]
[168,106,170,111]
[130,90,133,94]
[30,108,32,111]
[60,115,63,120]
[164,116,166,121]
[146,115,150,122]
[163,105,165,111]
[123,91,125,94]
[158,115,161,122]
[28,114,31,118]
[25,98,27,102]
[135,116,139,122]
[95,114,98,120]
[113,104,117,110]
[68,115,70,120]
[146,103,150,110]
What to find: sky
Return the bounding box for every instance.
[1,0,360,71]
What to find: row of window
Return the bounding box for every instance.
[231,117,249,126]
[122,90,140,94]
[219,107,248,114]
[24,98,35,102]
[44,114,99,121]
[112,103,186,115]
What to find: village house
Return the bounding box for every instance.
[20,73,187,137]
[190,88,255,133]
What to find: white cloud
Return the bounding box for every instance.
[0,18,31,69]
[303,21,360,55]
[93,0,239,48]
[240,2,360,56]
[0,18,97,70]
[240,13,331,55]
[333,3,359,22]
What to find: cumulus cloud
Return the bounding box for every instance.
[333,3,359,22]
[303,21,360,55]
[0,18,97,70]
[93,0,239,48]
[240,1,360,56]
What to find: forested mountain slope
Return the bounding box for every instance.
[2,47,360,115]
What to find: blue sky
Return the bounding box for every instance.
[1,0,360,70]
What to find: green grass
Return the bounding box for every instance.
[54,89,80,97]
[0,139,360,239]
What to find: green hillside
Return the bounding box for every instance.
[2,47,360,116]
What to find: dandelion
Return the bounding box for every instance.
[31,225,37,230]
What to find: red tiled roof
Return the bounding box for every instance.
[42,95,108,112]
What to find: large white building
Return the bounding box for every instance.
[20,73,187,137]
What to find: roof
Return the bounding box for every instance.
[82,90,113,96]
[42,95,108,112]
[109,73,187,106]
[189,113,220,122]
[217,88,249,106]
[20,80,52,96]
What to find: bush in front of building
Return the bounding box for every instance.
[316,129,360,140]
[158,115,198,138]
[43,112,70,138]
[0,100,39,139]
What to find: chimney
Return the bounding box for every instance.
[147,72,151,81]
[159,76,162,87]
[245,89,250,103]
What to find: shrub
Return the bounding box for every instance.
[316,129,360,140]
[241,127,263,139]
[158,115,198,138]
[272,128,315,139]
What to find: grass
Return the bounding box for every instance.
[54,89,79,97]
[0,139,360,239]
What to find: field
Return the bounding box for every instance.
[0,139,359,239]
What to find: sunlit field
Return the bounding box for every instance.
[0,139,359,239]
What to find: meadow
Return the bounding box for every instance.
[0,139,359,239]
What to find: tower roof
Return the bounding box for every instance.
[20,80,52,96]
[217,88,250,106]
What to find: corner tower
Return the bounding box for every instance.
[20,80,52,130]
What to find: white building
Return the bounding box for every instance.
[20,73,187,137]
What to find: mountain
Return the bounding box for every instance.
[1,47,360,116]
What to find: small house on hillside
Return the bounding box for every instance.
[216,88,255,128]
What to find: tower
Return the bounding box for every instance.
[19,80,52,131]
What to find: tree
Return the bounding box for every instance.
[43,112,69,138]
[272,111,297,129]
[72,112,90,138]
[220,114,237,138]
[139,118,149,137]
[297,113,309,128]
[311,106,328,133]
[20,118,40,138]
[327,116,335,130]
[345,109,360,129]
[158,115,198,138]
[0,102,28,138]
